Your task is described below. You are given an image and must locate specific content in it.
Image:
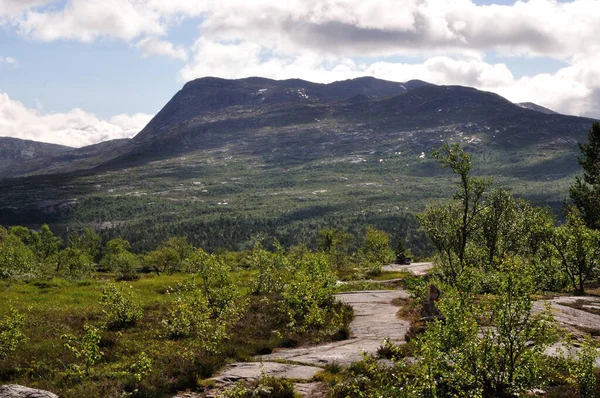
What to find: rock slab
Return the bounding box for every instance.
[0,385,58,398]
[259,290,410,366]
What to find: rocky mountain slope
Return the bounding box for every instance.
[0,76,596,251]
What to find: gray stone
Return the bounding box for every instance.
[259,290,410,366]
[0,385,58,398]
[212,362,323,385]
[382,262,433,275]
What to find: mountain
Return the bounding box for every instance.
[0,137,73,176]
[111,77,590,167]
[517,102,559,115]
[0,77,596,253]
[0,138,130,178]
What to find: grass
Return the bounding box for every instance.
[0,271,352,398]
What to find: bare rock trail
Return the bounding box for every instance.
[201,289,410,397]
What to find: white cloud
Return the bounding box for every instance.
[135,37,187,60]
[0,0,56,18]
[0,92,153,147]
[18,0,165,42]
[0,56,19,68]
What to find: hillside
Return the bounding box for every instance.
[0,137,73,176]
[0,77,596,252]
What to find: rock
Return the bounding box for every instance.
[259,290,410,366]
[213,362,323,386]
[0,385,58,398]
[420,284,442,320]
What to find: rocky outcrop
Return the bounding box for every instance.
[0,385,58,398]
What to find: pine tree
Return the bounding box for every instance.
[569,122,600,230]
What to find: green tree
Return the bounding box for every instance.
[8,226,33,245]
[56,248,92,280]
[31,224,62,263]
[416,260,556,397]
[318,228,353,269]
[569,122,600,230]
[550,207,600,295]
[0,234,38,279]
[101,238,139,280]
[419,143,492,283]
[144,236,192,275]
[68,228,102,263]
[185,249,240,317]
[360,226,392,275]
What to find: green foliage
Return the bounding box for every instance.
[415,260,557,397]
[225,370,297,398]
[360,226,392,275]
[250,241,289,295]
[330,352,416,397]
[427,142,493,281]
[279,251,340,334]
[0,234,38,280]
[31,224,62,264]
[550,206,600,294]
[68,228,101,262]
[57,248,92,280]
[185,249,241,316]
[0,306,27,360]
[565,337,600,398]
[570,122,600,230]
[61,323,104,376]
[318,228,353,269]
[129,351,153,384]
[160,293,210,340]
[144,236,192,275]
[8,226,33,244]
[100,284,143,330]
[101,238,140,280]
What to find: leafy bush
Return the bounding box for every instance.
[57,248,92,280]
[0,234,38,280]
[62,323,104,376]
[100,284,143,330]
[225,371,297,398]
[101,238,140,280]
[0,306,27,359]
[359,226,392,275]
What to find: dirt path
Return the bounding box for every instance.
[203,289,410,397]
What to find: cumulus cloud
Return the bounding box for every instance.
[0,93,153,147]
[0,56,19,68]
[4,0,600,123]
[0,0,56,18]
[135,37,187,60]
[18,0,165,42]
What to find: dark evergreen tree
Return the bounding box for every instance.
[569,122,600,230]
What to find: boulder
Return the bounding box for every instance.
[0,385,58,398]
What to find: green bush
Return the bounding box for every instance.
[0,306,27,359]
[100,284,143,330]
[225,371,297,398]
[61,323,104,376]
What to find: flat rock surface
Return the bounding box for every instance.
[383,262,433,275]
[212,362,323,385]
[202,289,409,397]
[0,385,58,398]
[533,296,600,334]
[258,290,410,366]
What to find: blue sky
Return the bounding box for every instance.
[0,0,598,147]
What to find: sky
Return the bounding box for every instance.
[0,0,599,147]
